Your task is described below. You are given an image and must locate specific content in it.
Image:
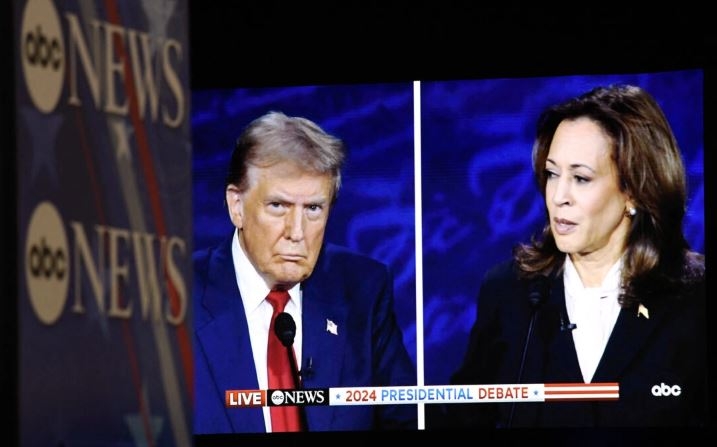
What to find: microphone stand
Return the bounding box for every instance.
[507,309,538,427]
[507,277,546,428]
[276,311,309,432]
[285,346,309,432]
[287,349,302,389]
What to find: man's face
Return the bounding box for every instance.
[227,160,333,289]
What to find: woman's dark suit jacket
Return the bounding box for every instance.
[448,259,707,427]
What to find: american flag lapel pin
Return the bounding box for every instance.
[326,319,338,335]
[637,303,649,319]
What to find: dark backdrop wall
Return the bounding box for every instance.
[1,1,17,444]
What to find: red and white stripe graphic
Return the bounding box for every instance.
[544,382,620,401]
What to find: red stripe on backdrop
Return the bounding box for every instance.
[73,96,156,447]
[103,1,194,409]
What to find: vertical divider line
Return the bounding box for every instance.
[413,80,425,430]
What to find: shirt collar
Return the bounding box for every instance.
[231,228,301,312]
[564,254,623,297]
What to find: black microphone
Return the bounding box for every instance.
[527,275,549,310]
[274,315,315,379]
[507,275,548,428]
[273,312,308,431]
[275,312,296,348]
[274,312,301,388]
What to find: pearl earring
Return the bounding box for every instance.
[627,207,636,217]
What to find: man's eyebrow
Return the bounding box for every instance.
[264,193,329,204]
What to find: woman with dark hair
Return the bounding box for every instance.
[448,84,706,427]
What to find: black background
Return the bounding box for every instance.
[188,2,714,88]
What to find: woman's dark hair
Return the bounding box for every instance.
[514,84,703,308]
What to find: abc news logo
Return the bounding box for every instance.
[651,383,682,397]
[24,24,61,70]
[24,200,189,326]
[19,0,187,126]
[226,389,329,408]
[28,236,66,280]
[20,0,64,113]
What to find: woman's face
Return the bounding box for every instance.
[544,117,632,264]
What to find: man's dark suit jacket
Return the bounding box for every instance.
[446,259,707,428]
[193,233,418,433]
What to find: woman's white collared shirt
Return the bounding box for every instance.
[563,256,622,383]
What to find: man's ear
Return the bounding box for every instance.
[226,185,243,229]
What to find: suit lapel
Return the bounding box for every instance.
[195,235,264,432]
[299,252,349,432]
[539,273,584,382]
[592,298,666,382]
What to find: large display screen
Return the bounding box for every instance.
[191,69,706,442]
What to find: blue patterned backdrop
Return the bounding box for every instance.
[192,69,704,388]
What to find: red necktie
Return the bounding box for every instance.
[266,289,302,432]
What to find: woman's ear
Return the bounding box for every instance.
[226,185,243,228]
[624,196,637,218]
